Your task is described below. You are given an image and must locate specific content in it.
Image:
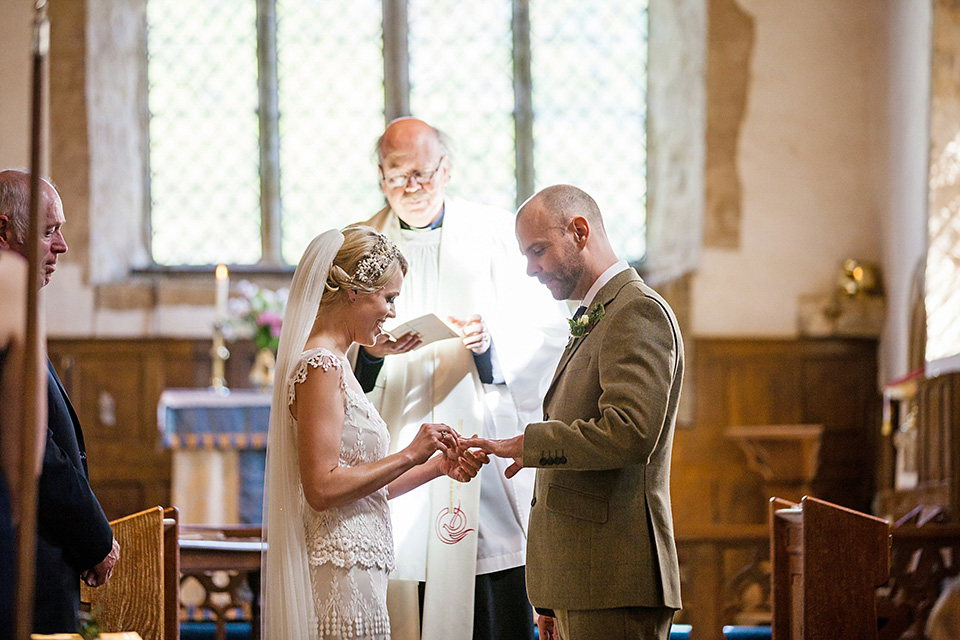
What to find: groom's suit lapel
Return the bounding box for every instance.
[544,268,640,406]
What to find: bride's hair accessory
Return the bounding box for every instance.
[352,234,402,286]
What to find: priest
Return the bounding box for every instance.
[350,118,567,640]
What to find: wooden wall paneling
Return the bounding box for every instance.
[800,342,880,512]
[726,353,804,427]
[49,339,196,520]
[877,371,960,522]
[916,380,933,484]
[76,348,148,517]
[673,337,880,535]
[674,525,769,640]
[670,459,765,529]
[917,372,960,517]
[949,375,960,519]
[675,541,723,635]
[916,375,943,492]
[47,337,267,521]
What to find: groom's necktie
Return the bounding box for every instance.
[572,305,587,321]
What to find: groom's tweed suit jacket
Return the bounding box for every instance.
[522,268,683,612]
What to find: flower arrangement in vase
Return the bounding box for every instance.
[224,280,288,388]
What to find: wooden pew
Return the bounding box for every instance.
[770,496,890,639]
[877,508,960,639]
[80,506,180,640]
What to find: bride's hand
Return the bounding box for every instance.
[439,442,490,482]
[363,331,421,359]
[405,423,459,465]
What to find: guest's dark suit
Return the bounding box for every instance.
[523,268,683,633]
[33,361,113,633]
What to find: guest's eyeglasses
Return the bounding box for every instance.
[379,156,446,189]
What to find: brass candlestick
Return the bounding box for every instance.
[211,264,230,392]
[210,322,230,393]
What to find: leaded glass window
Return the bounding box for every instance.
[147,0,261,265]
[531,1,648,261]
[408,1,517,210]
[146,0,648,267]
[276,0,387,263]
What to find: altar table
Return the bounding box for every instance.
[179,525,264,640]
[158,388,271,525]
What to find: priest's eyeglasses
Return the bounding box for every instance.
[379,156,446,189]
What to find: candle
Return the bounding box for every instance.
[215,264,229,324]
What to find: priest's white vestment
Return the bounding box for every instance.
[359,196,567,640]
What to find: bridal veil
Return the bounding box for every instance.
[261,229,344,639]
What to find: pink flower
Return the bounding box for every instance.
[225,280,285,351]
[256,309,282,327]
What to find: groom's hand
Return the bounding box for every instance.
[461,434,525,478]
[536,613,557,640]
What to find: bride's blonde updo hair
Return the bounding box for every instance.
[320,225,407,306]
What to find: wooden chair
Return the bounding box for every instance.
[80,506,180,640]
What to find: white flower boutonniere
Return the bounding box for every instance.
[566,303,605,347]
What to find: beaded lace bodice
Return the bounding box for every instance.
[288,347,395,573]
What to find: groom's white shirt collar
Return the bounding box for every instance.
[579,259,630,310]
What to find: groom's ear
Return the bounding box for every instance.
[570,216,590,247]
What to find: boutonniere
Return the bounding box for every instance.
[567,303,605,347]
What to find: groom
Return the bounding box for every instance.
[465,184,684,640]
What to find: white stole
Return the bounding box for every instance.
[367,207,486,640]
[420,340,483,640]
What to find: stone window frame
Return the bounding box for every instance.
[48,0,704,291]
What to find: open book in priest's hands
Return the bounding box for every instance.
[384,313,460,347]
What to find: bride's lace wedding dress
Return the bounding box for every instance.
[289,347,395,639]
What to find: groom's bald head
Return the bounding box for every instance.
[518,185,605,237]
[515,185,618,301]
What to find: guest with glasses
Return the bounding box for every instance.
[349,118,568,640]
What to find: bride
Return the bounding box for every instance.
[261,226,486,639]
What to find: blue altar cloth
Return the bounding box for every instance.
[159,388,272,524]
[722,626,772,639]
[159,388,272,449]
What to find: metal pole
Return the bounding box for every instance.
[15,1,49,635]
[257,0,282,265]
[512,0,534,207]
[382,0,409,122]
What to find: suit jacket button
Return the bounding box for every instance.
[540,457,548,466]
[543,413,548,421]
[559,456,567,464]
[531,497,537,507]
